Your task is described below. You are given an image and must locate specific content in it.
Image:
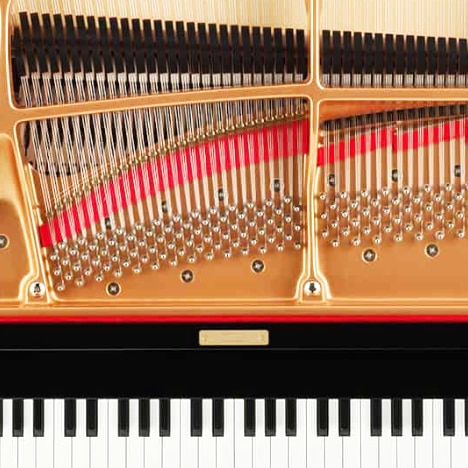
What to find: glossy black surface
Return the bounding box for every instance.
[0,323,467,398]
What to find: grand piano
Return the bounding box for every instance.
[1,0,468,465]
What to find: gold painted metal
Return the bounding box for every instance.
[2,0,468,317]
[199,329,269,346]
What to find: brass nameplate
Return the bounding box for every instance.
[199,330,269,346]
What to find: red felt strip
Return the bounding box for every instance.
[39,119,309,247]
[317,118,467,166]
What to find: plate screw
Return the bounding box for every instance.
[181,270,194,283]
[362,248,377,262]
[29,282,45,299]
[426,243,439,258]
[0,235,8,249]
[251,259,265,273]
[106,282,121,296]
[304,280,321,296]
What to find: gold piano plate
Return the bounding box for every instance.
[199,330,269,346]
[2,0,468,319]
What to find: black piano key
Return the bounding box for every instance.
[64,399,76,437]
[12,399,24,437]
[33,399,44,437]
[244,399,256,437]
[286,399,297,437]
[190,399,203,437]
[139,399,150,437]
[339,399,351,436]
[317,399,329,437]
[86,399,98,437]
[370,399,382,437]
[443,398,455,436]
[411,399,423,437]
[265,399,276,436]
[0,400,3,437]
[212,399,224,437]
[117,399,129,437]
[159,399,171,437]
[391,399,402,437]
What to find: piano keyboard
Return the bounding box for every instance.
[0,398,468,467]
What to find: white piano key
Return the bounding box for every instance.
[343,399,360,468]
[128,399,144,468]
[199,399,216,468]
[271,399,288,468]
[360,399,378,468]
[396,399,414,468]
[433,399,451,468]
[72,399,89,468]
[234,399,253,468]
[452,399,468,468]
[289,399,306,468]
[307,399,324,468]
[17,399,34,468]
[108,399,126,468]
[162,399,180,468]
[36,399,54,468]
[379,399,397,468]
[90,399,108,468]
[217,398,234,468]
[414,399,433,468]
[181,399,198,468]
[54,399,72,468]
[144,400,162,468]
[1,400,15,468]
[325,399,342,468]
[253,399,270,468]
